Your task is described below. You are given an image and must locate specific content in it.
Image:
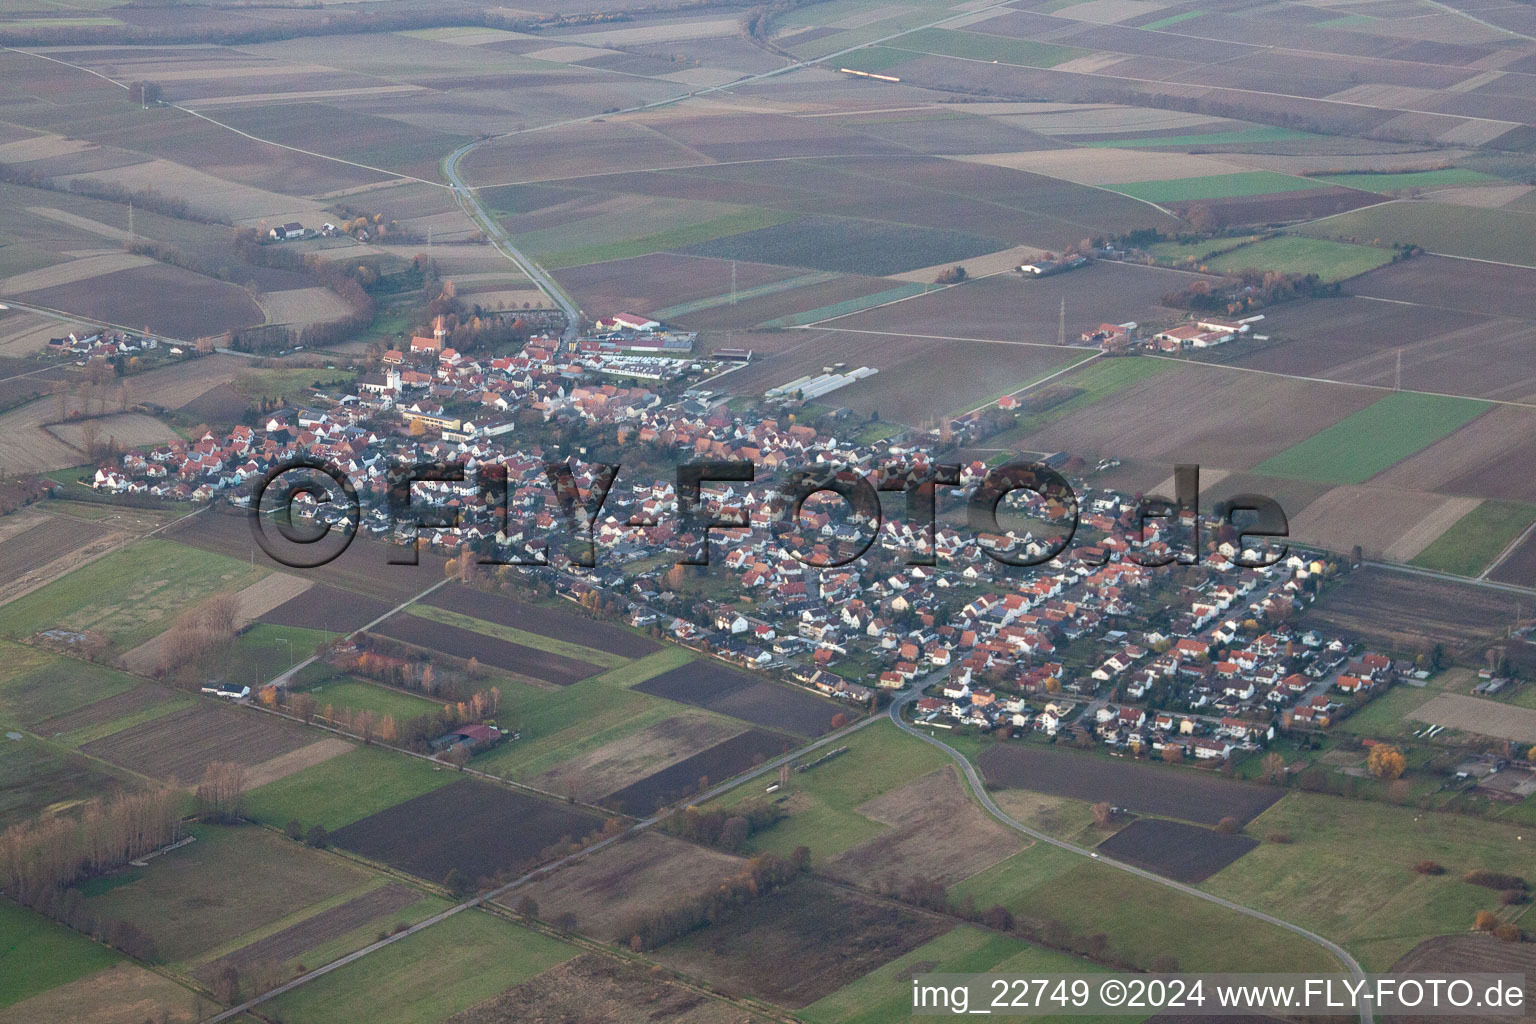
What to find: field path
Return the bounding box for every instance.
[886,686,1373,1022]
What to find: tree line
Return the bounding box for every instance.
[614,849,808,951]
[0,787,181,961]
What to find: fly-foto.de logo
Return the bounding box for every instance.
[248,458,1289,572]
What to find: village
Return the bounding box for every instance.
[70,302,1451,790]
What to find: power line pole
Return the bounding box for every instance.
[1395,349,1402,391]
[730,260,738,305]
[127,201,133,243]
[1058,297,1065,347]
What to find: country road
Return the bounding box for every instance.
[886,687,1373,1024]
[443,143,583,345]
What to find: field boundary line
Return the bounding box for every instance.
[1141,351,1536,411]
[1480,515,1536,580]
[1,46,454,191]
[790,324,1099,351]
[199,700,891,1023]
[951,349,1102,422]
[886,688,1373,1023]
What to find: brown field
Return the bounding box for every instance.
[960,148,1250,185]
[15,263,263,340]
[824,766,1025,887]
[258,582,394,633]
[448,952,772,1024]
[1408,693,1536,743]
[716,328,1085,425]
[600,728,795,817]
[1286,485,1476,561]
[0,398,98,474]
[826,264,1216,343]
[1095,818,1257,883]
[978,745,1281,826]
[80,702,316,785]
[1352,256,1536,322]
[120,571,311,675]
[257,286,349,327]
[241,737,353,791]
[31,683,181,739]
[1236,296,1517,398]
[0,514,99,591]
[118,354,248,409]
[1300,566,1526,655]
[635,661,843,737]
[504,832,747,941]
[330,778,602,886]
[1489,530,1536,585]
[424,585,658,658]
[675,275,896,331]
[0,963,202,1024]
[459,119,714,186]
[196,882,420,982]
[529,713,742,804]
[1024,363,1377,472]
[553,252,800,315]
[0,311,85,357]
[167,507,447,603]
[1376,404,1536,502]
[373,614,602,687]
[1390,935,1536,1024]
[653,877,948,1008]
[46,412,180,453]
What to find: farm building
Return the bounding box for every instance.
[1018,256,1088,278]
[268,222,306,241]
[596,313,659,333]
[432,723,501,754]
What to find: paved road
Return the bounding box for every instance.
[442,144,583,345]
[200,684,889,1023]
[886,689,1373,1024]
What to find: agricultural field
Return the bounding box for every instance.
[1408,694,1536,744]
[600,727,794,815]
[954,844,1336,973]
[0,899,121,1010]
[1102,170,1323,204]
[821,766,1026,887]
[243,744,456,832]
[1203,792,1536,970]
[258,583,394,633]
[1299,202,1536,268]
[1301,567,1528,656]
[654,877,948,1008]
[1096,818,1257,883]
[1199,236,1397,282]
[1252,392,1490,485]
[0,962,204,1024]
[372,612,603,687]
[449,953,772,1024]
[803,926,1131,1024]
[423,585,658,658]
[711,720,951,864]
[328,778,603,887]
[267,909,576,1024]
[79,702,333,787]
[634,660,847,737]
[295,675,442,722]
[0,640,138,729]
[1409,501,1536,577]
[1309,169,1498,193]
[80,824,377,965]
[0,732,136,829]
[503,832,748,942]
[196,883,425,984]
[0,539,267,650]
[977,744,1282,826]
